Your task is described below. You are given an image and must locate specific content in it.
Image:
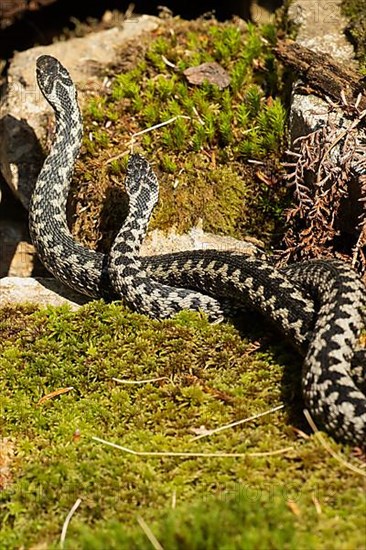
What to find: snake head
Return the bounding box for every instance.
[36,55,74,104]
[125,154,159,200]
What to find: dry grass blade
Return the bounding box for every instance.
[106,115,192,164]
[38,387,74,404]
[137,515,164,550]
[92,436,293,458]
[312,493,322,515]
[303,410,366,477]
[60,498,82,549]
[112,376,172,385]
[190,404,284,441]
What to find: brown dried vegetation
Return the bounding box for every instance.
[280,106,366,282]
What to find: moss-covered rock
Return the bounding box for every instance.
[70,18,289,252]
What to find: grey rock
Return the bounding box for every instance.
[0,15,160,208]
[0,277,90,309]
[141,225,262,257]
[288,0,360,142]
[0,228,260,308]
[288,0,356,63]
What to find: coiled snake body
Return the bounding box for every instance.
[29,55,366,445]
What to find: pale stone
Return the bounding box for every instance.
[0,15,160,208]
[0,277,90,309]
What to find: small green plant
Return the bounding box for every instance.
[210,25,242,61]
[93,130,110,147]
[146,48,167,72]
[242,22,264,64]
[258,98,286,150]
[87,97,107,121]
[160,153,178,173]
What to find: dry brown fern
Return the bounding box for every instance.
[280,106,366,281]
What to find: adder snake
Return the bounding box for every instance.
[29,55,366,445]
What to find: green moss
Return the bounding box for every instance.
[71,18,289,251]
[106,23,285,158]
[150,155,282,237]
[342,0,366,72]
[74,493,309,550]
[0,304,365,548]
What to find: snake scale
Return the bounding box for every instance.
[29,55,366,446]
